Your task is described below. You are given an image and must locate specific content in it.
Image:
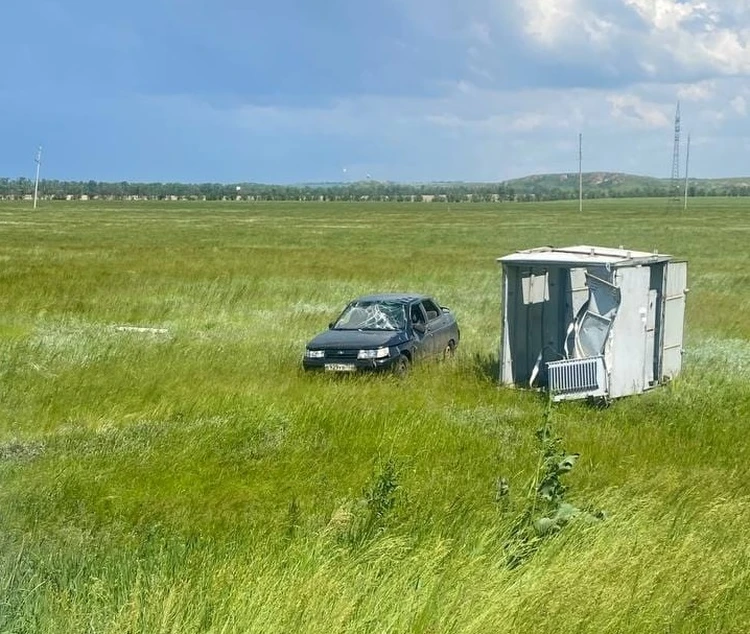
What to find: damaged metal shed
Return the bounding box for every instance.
[498,245,688,401]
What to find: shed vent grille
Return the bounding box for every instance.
[547,356,607,400]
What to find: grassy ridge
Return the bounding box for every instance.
[1,198,749,633]
[501,171,750,196]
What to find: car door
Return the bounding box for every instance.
[409,302,432,358]
[419,298,448,357]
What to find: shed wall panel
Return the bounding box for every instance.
[662,261,688,379]
[609,266,651,398]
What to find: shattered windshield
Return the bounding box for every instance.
[333,300,406,331]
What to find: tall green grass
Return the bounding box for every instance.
[1,198,749,633]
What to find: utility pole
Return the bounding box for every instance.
[33,146,42,209]
[578,133,583,212]
[683,133,691,210]
[668,102,681,208]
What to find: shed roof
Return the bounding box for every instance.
[497,245,672,267]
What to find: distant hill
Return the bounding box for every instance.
[500,172,750,196]
[2,172,749,202]
[502,172,663,193]
[298,172,750,196]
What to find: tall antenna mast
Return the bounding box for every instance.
[33,146,42,209]
[578,133,583,212]
[683,133,691,210]
[668,102,681,208]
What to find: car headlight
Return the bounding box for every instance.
[357,347,390,360]
[305,349,325,359]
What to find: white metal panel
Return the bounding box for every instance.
[569,268,588,316]
[548,356,608,402]
[521,271,549,304]
[573,274,621,359]
[500,265,514,385]
[608,266,651,398]
[644,289,657,386]
[661,261,688,379]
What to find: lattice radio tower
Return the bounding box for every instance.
[667,102,681,208]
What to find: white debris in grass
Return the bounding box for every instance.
[114,325,170,334]
[28,321,173,369]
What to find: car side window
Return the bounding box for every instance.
[411,303,426,325]
[421,299,441,322]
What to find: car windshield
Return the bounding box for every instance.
[333,300,406,331]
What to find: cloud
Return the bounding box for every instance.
[4,0,750,182]
[677,81,716,101]
[623,0,713,31]
[132,73,747,182]
[608,94,671,128]
[466,20,493,46]
[510,113,547,132]
[519,0,619,53]
[730,95,747,116]
[395,1,750,94]
[576,1,750,77]
[520,0,581,45]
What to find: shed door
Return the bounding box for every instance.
[643,289,657,386]
[661,261,688,380]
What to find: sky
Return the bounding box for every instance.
[1,0,749,183]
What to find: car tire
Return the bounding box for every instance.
[393,354,409,377]
[442,340,456,361]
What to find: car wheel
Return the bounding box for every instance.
[393,354,409,377]
[442,340,456,361]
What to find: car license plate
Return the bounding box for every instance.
[324,363,356,372]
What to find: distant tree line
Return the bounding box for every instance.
[1,176,748,202]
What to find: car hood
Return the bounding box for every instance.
[307,329,408,349]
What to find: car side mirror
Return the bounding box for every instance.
[328,322,334,329]
[413,323,426,334]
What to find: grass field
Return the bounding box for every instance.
[1,198,749,633]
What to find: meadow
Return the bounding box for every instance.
[1,198,749,633]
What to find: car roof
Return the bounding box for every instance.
[354,293,429,304]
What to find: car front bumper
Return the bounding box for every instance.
[302,354,402,373]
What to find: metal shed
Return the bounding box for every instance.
[498,245,688,401]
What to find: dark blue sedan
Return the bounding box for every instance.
[303,293,460,374]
